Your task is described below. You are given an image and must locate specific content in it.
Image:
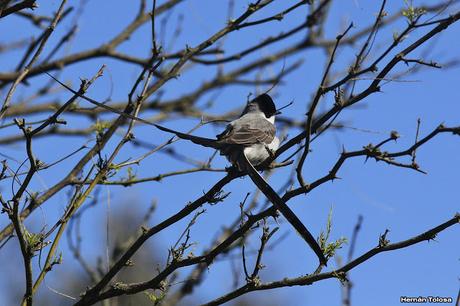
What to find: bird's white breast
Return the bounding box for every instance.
[243,136,280,165]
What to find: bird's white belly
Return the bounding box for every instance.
[243,137,280,165]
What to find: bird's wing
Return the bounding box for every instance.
[217,117,275,145]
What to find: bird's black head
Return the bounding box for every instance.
[246,93,277,118]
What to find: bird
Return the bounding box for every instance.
[154,93,327,265]
[154,93,280,170]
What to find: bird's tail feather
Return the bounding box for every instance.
[154,124,222,149]
[239,152,327,266]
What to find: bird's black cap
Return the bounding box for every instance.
[252,93,277,118]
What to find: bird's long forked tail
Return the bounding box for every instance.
[154,124,222,149]
[239,152,327,266]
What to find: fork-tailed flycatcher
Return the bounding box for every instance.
[154,93,327,265]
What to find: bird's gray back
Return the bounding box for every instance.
[216,113,275,146]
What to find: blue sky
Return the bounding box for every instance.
[0,1,459,305]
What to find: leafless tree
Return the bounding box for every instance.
[0,1,459,305]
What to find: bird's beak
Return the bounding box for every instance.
[275,110,282,115]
